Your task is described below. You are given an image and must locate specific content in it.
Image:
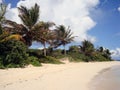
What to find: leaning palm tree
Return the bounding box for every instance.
[0,3,23,42]
[3,20,28,43]
[0,3,40,45]
[32,21,55,56]
[2,4,40,46]
[0,3,20,42]
[55,25,75,55]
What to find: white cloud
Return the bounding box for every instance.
[0,0,2,3]
[118,7,120,12]
[5,0,100,42]
[111,48,120,60]
[5,4,21,24]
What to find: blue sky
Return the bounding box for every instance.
[2,0,120,59]
[89,0,120,49]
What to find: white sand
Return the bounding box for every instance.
[0,61,120,90]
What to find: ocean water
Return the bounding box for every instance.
[89,65,120,90]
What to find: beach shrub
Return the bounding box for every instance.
[92,53,111,62]
[47,49,65,59]
[39,56,63,64]
[68,52,85,62]
[0,57,5,69]
[69,45,80,53]
[27,56,41,66]
[0,40,28,68]
[27,49,42,58]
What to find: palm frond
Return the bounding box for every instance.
[18,3,39,29]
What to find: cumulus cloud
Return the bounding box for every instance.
[118,7,120,12]
[111,48,120,60]
[0,0,2,3]
[5,0,100,42]
[5,4,21,24]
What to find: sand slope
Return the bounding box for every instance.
[0,61,120,90]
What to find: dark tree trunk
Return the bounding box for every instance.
[43,41,46,56]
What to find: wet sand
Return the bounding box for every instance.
[0,61,120,90]
[89,65,120,90]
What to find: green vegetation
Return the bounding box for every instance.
[0,3,113,69]
[27,56,41,66]
[0,40,28,68]
[39,56,63,64]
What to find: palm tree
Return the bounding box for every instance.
[55,25,75,55]
[80,40,95,61]
[0,3,23,42]
[2,4,40,46]
[32,21,55,56]
[2,20,28,44]
[97,46,111,60]
[0,3,18,42]
[103,49,111,60]
[18,3,39,30]
[97,46,104,52]
[17,3,40,46]
[0,3,7,34]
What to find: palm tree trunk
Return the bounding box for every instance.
[0,24,3,34]
[64,45,66,55]
[43,41,46,56]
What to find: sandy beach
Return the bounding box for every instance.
[0,61,120,90]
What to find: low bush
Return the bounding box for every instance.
[27,56,41,66]
[39,56,63,64]
[0,40,28,68]
[68,52,85,62]
[92,53,112,62]
[47,49,66,59]
[27,49,42,58]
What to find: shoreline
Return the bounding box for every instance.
[0,61,120,90]
[89,64,120,90]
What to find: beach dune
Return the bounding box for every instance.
[0,61,120,90]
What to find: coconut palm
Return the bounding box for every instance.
[80,40,95,61]
[3,20,28,34]
[1,4,40,46]
[103,49,111,60]
[0,3,7,34]
[98,46,104,52]
[0,3,17,42]
[17,3,39,46]
[18,3,39,30]
[32,21,55,56]
[55,25,75,55]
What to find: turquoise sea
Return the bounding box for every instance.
[90,65,120,90]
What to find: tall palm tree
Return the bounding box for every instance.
[3,20,28,43]
[18,3,39,30]
[0,3,23,42]
[4,20,28,35]
[0,3,7,34]
[32,21,55,56]
[0,3,17,42]
[2,4,40,46]
[55,25,75,55]
[17,3,40,46]
[1,3,45,47]
[80,40,95,61]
